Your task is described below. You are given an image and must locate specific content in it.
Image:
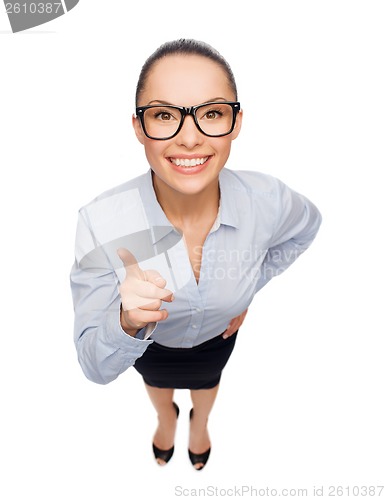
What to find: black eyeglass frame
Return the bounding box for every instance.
[135,101,241,140]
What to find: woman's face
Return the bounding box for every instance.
[133,54,242,197]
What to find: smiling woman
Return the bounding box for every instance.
[70,38,322,471]
[132,50,242,200]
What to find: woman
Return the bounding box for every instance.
[70,39,322,470]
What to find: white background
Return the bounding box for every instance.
[1,1,384,498]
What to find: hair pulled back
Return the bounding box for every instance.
[135,38,238,106]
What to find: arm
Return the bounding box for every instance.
[70,210,155,385]
[254,179,322,293]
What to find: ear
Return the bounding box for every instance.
[230,109,243,140]
[132,114,145,144]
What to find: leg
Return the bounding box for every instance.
[189,384,220,469]
[144,383,177,465]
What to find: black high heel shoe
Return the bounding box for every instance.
[152,401,179,465]
[188,408,211,471]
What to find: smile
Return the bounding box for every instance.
[169,157,209,167]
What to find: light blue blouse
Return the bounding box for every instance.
[70,168,321,384]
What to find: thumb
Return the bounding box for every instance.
[117,247,146,281]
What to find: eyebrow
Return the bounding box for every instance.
[146,97,228,106]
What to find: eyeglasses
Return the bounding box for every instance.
[136,101,241,140]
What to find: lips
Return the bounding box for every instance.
[166,155,212,175]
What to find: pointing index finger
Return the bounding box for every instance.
[117,247,146,281]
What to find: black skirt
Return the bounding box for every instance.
[133,330,238,390]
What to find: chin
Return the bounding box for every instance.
[170,180,212,196]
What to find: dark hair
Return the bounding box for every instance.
[135,38,238,106]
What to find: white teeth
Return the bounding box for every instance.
[170,157,208,167]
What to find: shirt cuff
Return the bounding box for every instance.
[136,322,157,340]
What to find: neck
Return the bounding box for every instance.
[151,171,220,227]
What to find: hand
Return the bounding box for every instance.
[222,308,248,339]
[117,248,174,336]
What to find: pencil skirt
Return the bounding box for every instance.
[133,330,238,390]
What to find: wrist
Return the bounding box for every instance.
[120,307,139,337]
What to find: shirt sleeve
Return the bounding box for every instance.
[254,178,322,293]
[69,209,157,385]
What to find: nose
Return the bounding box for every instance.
[175,115,204,149]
